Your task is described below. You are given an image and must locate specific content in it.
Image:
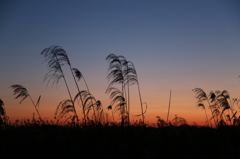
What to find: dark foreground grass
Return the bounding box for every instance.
[1,124,240,159]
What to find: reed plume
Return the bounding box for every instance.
[10,84,42,122]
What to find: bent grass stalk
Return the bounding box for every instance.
[41,46,79,124]
[166,89,171,124]
[10,84,43,122]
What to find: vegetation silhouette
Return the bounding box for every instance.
[41,46,102,126]
[41,46,80,124]
[72,68,97,122]
[193,88,240,127]
[2,46,240,158]
[105,54,146,127]
[107,105,115,121]
[166,89,172,123]
[0,98,7,126]
[10,85,42,122]
[1,119,240,159]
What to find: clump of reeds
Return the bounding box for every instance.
[193,88,240,127]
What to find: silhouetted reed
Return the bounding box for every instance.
[2,46,240,158]
[107,105,115,121]
[41,46,102,125]
[0,98,8,127]
[73,90,103,124]
[41,46,80,124]
[10,85,43,122]
[72,68,98,122]
[193,88,239,127]
[105,54,146,126]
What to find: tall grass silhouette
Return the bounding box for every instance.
[105,54,145,126]
[41,46,80,124]
[0,98,7,126]
[193,88,240,127]
[107,105,115,122]
[72,68,99,123]
[74,90,103,124]
[192,88,212,127]
[10,84,42,122]
[41,46,103,125]
[2,48,240,158]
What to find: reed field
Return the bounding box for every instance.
[1,120,240,158]
[1,46,240,158]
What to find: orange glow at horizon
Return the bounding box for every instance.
[3,71,238,128]
[4,90,209,127]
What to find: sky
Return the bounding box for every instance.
[0,0,240,126]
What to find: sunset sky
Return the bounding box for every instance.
[1,0,240,125]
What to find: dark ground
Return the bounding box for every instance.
[1,124,240,159]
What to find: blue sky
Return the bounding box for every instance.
[1,0,240,124]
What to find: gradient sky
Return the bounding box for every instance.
[1,0,240,125]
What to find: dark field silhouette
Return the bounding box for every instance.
[1,123,240,159]
[1,46,240,159]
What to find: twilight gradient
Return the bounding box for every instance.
[0,0,240,125]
